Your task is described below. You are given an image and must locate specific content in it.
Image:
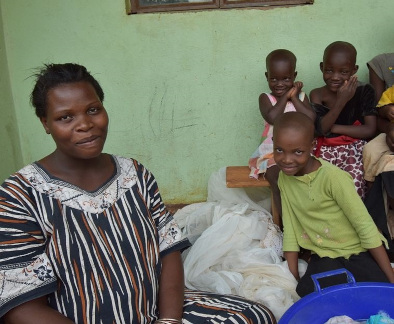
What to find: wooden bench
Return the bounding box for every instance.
[225,166,280,226]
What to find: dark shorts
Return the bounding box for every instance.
[296,252,390,297]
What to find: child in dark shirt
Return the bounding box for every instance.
[310,41,377,199]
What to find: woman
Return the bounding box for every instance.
[0,63,276,324]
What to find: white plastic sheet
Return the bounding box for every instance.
[174,167,307,320]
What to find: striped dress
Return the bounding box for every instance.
[0,156,275,324]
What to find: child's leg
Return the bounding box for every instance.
[265,165,281,227]
[296,255,346,297]
[345,252,390,282]
[297,252,391,297]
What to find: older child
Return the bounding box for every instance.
[310,41,377,199]
[249,49,315,219]
[367,52,394,100]
[363,86,394,255]
[273,111,394,297]
[364,85,394,183]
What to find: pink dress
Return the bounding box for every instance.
[249,92,305,179]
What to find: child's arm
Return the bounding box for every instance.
[368,245,394,283]
[317,75,358,135]
[379,104,394,121]
[259,91,293,125]
[377,116,391,134]
[284,251,300,281]
[331,170,394,283]
[330,115,377,139]
[290,82,316,121]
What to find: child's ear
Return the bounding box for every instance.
[294,71,298,79]
[265,72,268,80]
[319,62,324,72]
[352,65,359,75]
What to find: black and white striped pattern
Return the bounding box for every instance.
[0,156,275,323]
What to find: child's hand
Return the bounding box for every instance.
[293,81,304,92]
[285,87,295,99]
[291,82,303,98]
[337,75,358,104]
[288,82,303,99]
[380,104,394,121]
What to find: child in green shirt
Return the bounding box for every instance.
[273,111,394,297]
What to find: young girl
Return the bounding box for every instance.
[273,111,394,297]
[249,49,315,220]
[310,41,377,199]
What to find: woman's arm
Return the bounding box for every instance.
[368,245,394,283]
[3,296,74,324]
[158,251,184,321]
[330,115,377,139]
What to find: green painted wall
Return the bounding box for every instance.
[0,4,23,181]
[0,0,392,203]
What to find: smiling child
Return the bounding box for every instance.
[274,111,394,297]
[249,49,315,221]
[310,41,377,199]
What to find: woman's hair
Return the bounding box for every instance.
[31,63,104,118]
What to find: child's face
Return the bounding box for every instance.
[265,60,296,98]
[320,51,358,93]
[273,127,315,176]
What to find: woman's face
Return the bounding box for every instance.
[40,81,109,161]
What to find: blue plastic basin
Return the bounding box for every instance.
[279,269,394,324]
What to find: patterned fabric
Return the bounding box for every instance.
[183,290,276,324]
[314,139,367,198]
[0,156,274,324]
[248,92,305,179]
[0,156,186,322]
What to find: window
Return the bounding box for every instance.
[127,0,313,14]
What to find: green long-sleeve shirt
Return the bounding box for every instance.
[279,158,386,259]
